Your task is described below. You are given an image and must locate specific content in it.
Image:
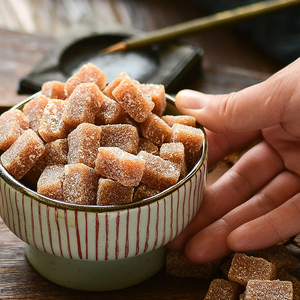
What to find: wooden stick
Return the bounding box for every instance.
[102,0,300,53]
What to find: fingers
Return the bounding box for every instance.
[175,58,300,134]
[167,140,284,251]
[228,191,300,253]
[205,129,261,169]
[184,171,300,263]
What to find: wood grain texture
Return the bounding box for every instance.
[0,0,283,298]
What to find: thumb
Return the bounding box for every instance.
[175,60,300,133]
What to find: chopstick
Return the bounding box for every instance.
[102,0,300,54]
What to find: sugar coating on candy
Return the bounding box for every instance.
[166,250,212,279]
[45,138,68,165]
[137,138,159,156]
[65,63,106,97]
[103,72,130,99]
[277,269,300,299]
[255,245,298,271]
[100,124,139,154]
[141,83,166,117]
[67,123,102,168]
[244,280,293,300]
[228,253,277,287]
[140,113,172,147]
[62,83,104,130]
[95,95,126,125]
[169,123,204,167]
[1,129,45,180]
[112,77,154,123]
[95,147,145,187]
[97,178,134,205]
[0,109,29,151]
[23,95,49,133]
[38,99,69,142]
[37,165,65,201]
[137,151,180,191]
[160,142,185,167]
[133,183,160,201]
[204,278,243,300]
[162,115,196,127]
[42,81,66,99]
[63,163,98,205]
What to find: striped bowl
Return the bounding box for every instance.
[0,94,208,291]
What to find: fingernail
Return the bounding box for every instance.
[175,90,209,110]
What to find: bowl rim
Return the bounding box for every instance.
[0,93,207,212]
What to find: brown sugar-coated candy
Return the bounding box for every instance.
[94,95,126,125]
[140,113,172,147]
[228,253,277,287]
[255,245,298,271]
[133,184,160,202]
[137,138,159,156]
[45,138,68,166]
[97,178,134,205]
[277,269,300,300]
[160,142,185,167]
[204,278,243,300]
[112,77,154,123]
[63,163,99,205]
[67,123,102,168]
[37,165,65,201]
[100,124,139,154]
[1,129,45,180]
[162,115,196,128]
[141,83,166,117]
[244,279,293,300]
[65,63,106,97]
[103,72,130,99]
[62,83,104,131]
[23,94,49,133]
[169,123,204,168]
[0,109,29,151]
[95,147,145,187]
[42,80,67,100]
[137,151,180,191]
[38,99,69,142]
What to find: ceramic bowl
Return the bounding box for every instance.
[0,94,208,291]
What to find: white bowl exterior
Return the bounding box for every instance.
[0,155,207,261]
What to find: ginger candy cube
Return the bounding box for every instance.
[100,124,139,154]
[244,279,293,300]
[42,80,66,99]
[37,165,65,201]
[169,123,204,168]
[140,113,172,147]
[137,151,180,191]
[228,253,277,287]
[67,123,102,168]
[63,163,99,205]
[0,109,29,151]
[162,115,196,128]
[133,184,160,201]
[23,94,49,133]
[45,138,68,165]
[137,138,159,156]
[204,279,243,300]
[65,63,106,96]
[95,95,126,125]
[103,72,130,99]
[112,77,154,123]
[39,99,69,142]
[62,83,104,130]
[95,147,145,187]
[141,83,166,117]
[97,178,134,205]
[1,129,45,180]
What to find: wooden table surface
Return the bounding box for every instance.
[0,0,284,299]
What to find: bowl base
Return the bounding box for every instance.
[25,244,167,291]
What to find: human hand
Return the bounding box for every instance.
[167,58,300,263]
